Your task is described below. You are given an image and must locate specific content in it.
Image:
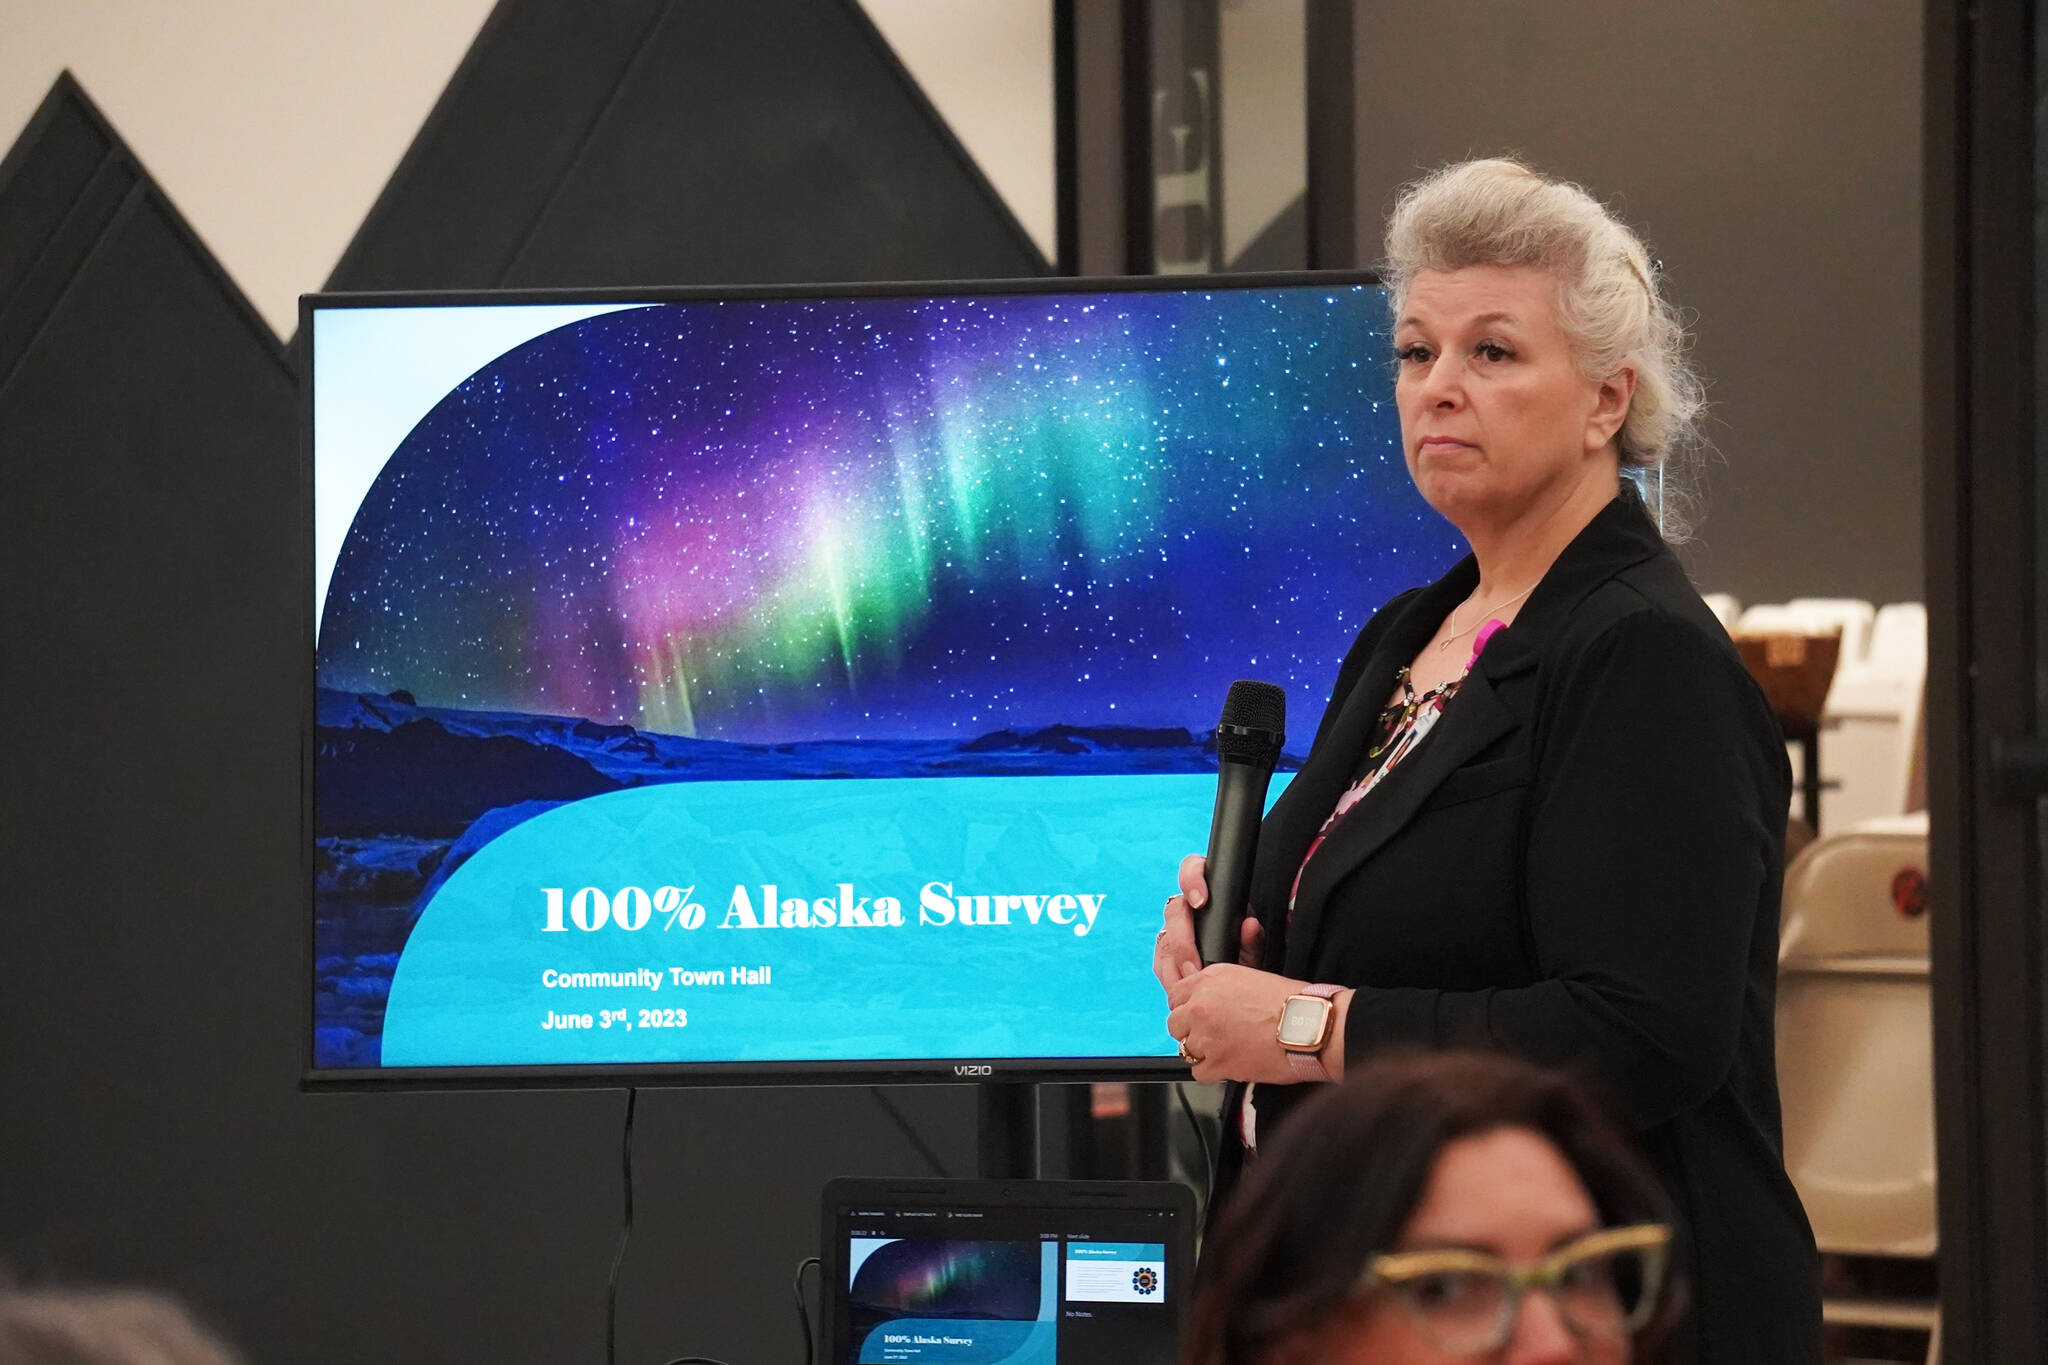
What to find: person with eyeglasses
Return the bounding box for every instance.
[1183,1051,1682,1365]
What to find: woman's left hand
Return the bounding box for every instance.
[1164,965,1307,1085]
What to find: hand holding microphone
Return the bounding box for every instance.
[1155,856,1266,987]
[1153,680,1286,989]
[1199,679,1286,964]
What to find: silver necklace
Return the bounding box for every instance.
[1436,582,1536,652]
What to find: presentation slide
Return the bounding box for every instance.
[1063,1244,1166,1304]
[850,1240,1056,1365]
[308,286,1449,1071]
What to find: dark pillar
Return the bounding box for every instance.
[978,1083,1041,1180]
[1304,0,1357,270]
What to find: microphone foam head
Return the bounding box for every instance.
[1216,679,1286,762]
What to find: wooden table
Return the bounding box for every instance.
[1732,631,1843,833]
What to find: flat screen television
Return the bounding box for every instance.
[303,273,1460,1085]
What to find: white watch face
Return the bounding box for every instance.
[1278,995,1332,1048]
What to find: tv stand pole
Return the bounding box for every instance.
[977,1082,1040,1179]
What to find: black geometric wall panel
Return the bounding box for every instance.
[0,0,1035,1348]
[0,63,313,1315]
[325,0,1048,303]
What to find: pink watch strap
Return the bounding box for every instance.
[1285,983,1342,1083]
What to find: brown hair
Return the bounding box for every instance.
[0,1287,244,1365]
[1183,1051,1683,1365]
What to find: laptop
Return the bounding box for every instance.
[821,1177,1198,1365]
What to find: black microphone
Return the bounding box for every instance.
[1198,680,1286,966]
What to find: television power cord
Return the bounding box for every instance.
[794,1255,821,1365]
[608,1086,639,1365]
[1174,1081,1216,1225]
[604,1085,819,1365]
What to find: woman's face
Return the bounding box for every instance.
[1392,265,1631,538]
[1302,1127,1631,1365]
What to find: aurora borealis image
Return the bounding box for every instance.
[849,1240,1040,1319]
[315,286,1460,745]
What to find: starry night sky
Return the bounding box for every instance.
[850,1240,1040,1318]
[317,286,1463,743]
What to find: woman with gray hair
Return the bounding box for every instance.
[1156,159,1820,1361]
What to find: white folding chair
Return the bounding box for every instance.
[1785,597,1879,665]
[1776,815,1939,1363]
[1738,599,1874,663]
[1820,604,1928,830]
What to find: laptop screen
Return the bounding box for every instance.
[822,1178,1197,1365]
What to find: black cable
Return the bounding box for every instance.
[660,1358,736,1365]
[868,1086,953,1177]
[1174,1082,1215,1224]
[607,1086,639,1365]
[794,1255,822,1365]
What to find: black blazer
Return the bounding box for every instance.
[1219,493,1820,1364]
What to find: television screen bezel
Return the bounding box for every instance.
[298,267,1387,1090]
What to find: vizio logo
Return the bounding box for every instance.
[953,1064,995,1076]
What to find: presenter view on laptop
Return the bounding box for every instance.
[822,1178,1195,1365]
[1156,159,1822,1365]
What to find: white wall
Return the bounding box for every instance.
[858,0,1056,265]
[0,0,495,339]
[1218,0,1305,264]
[0,0,1057,341]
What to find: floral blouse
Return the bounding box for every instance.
[1287,665,1462,913]
[1241,619,1505,1152]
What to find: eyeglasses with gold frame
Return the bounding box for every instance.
[1357,1223,1671,1355]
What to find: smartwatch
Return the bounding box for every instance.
[1277,983,1343,1082]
